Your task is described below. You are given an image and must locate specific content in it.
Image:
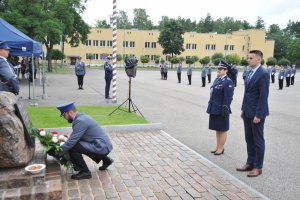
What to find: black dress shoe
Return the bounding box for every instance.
[214,149,224,155]
[99,157,114,170]
[71,171,92,180]
[210,150,217,153]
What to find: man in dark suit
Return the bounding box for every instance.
[237,50,269,177]
[104,56,113,99]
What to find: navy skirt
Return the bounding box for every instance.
[209,114,230,132]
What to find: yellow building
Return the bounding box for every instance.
[57,28,274,65]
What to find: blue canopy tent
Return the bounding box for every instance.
[0,18,45,102]
[0,18,43,56]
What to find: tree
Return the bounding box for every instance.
[226,54,241,65]
[155,57,160,64]
[94,19,110,28]
[179,56,185,63]
[200,56,210,65]
[86,53,93,65]
[211,53,224,65]
[140,56,149,66]
[202,13,214,33]
[255,16,265,29]
[117,10,131,29]
[116,54,123,65]
[51,49,65,65]
[278,58,290,66]
[170,56,180,65]
[287,37,300,63]
[240,58,248,66]
[285,20,300,38]
[212,52,224,60]
[266,57,277,66]
[132,8,153,30]
[267,24,292,59]
[158,19,185,58]
[0,0,90,72]
[186,57,195,64]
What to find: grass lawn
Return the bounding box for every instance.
[27,106,148,128]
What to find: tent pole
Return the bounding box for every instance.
[31,54,37,106]
[42,53,47,99]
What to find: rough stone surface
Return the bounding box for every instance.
[0,91,34,168]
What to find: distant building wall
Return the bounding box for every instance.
[52,28,275,65]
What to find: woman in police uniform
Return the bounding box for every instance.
[206,61,234,155]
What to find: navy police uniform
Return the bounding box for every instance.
[207,69,234,132]
[0,42,19,95]
[104,57,113,99]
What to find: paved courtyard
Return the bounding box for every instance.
[19,67,300,200]
[62,131,265,200]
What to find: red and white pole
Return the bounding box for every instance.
[111,0,117,103]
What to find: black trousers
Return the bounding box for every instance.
[105,78,112,98]
[202,77,206,87]
[177,73,181,83]
[207,74,211,83]
[271,75,275,83]
[291,76,295,85]
[187,75,191,85]
[286,77,290,87]
[164,72,168,80]
[77,75,84,88]
[279,79,284,89]
[69,143,108,172]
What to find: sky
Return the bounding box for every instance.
[81,0,300,30]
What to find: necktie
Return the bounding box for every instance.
[247,70,253,83]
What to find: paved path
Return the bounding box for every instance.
[62,131,265,200]
[19,67,300,200]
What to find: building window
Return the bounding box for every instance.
[224,45,228,50]
[192,44,197,50]
[123,41,128,47]
[95,54,99,60]
[130,41,135,48]
[151,42,156,48]
[211,44,216,50]
[186,56,190,60]
[85,40,91,46]
[151,55,156,61]
[93,40,98,46]
[130,54,135,57]
[145,42,150,48]
[99,40,106,47]
[186,43,191,49]
[107,40,112,47]
[242,45,245,51]
[230,45,234,51]
[205,44,210,50]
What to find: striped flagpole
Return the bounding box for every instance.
[111,0,117,103]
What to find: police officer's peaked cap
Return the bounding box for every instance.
[218,61,231,69]
[0,41,10,49]
[56,102,75,116]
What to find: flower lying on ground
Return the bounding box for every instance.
[32,129,71,167]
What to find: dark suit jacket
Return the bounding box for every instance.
[242,66,269,118]
[0,57,19,94]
